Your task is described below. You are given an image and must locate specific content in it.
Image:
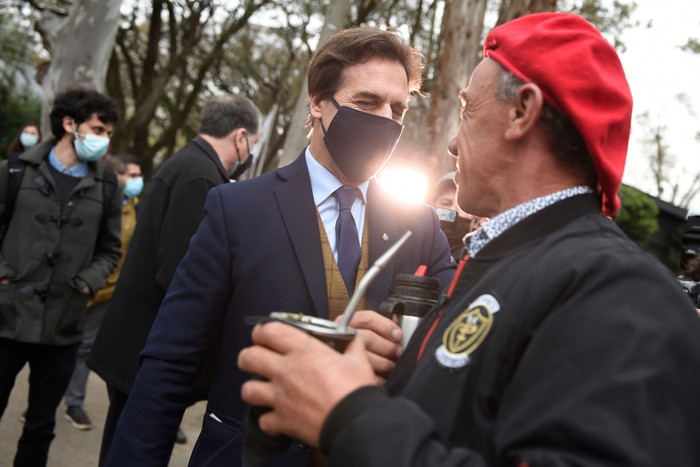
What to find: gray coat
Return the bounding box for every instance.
[0,140,122,345]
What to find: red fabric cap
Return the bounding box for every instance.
[483,13,633,215]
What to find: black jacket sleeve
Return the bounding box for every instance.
[155,178,217,290]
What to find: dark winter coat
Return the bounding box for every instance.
[89,137,230,396]
[0,140,122,345]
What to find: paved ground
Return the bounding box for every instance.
[0,364,206,466]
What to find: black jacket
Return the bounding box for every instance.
[89,137,229,395]
[321,194,700,466]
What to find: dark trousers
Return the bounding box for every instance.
[0,338,78,467]
[64,301,108,408]
[99,384,128,467]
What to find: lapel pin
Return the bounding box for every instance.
[382,233,389,242]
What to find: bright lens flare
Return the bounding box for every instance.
[376,167,429,204]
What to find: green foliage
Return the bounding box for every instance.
[681,37,700,54]
[615,184,659,245]
[0,88,42,157]
[0,10,42,109]
[0,6,44,156]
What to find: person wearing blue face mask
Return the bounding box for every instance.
[0,88,122,466]
[123,174,144,199]
[102,27,455,467]
[63,153,142,433]
[6,122,42,158]
[72,123,111,162]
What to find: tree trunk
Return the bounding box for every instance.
[497,0,556,26]
[37,0,122,138]
[424,0,487,181]
[277,0,353,167]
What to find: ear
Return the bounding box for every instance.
[62,116,76,134]
[226,127,244,145]
[309,94,324,120]
[505,83,544,141]
[235,128,248,144]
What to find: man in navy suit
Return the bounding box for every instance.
[106,27,455,467]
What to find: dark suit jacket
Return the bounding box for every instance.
[89,137,230,397]
[106,153,455,466]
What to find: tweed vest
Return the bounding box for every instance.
[315,211,369,321]
[309,212,369,467]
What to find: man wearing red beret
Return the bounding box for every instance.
[238,13,700,466]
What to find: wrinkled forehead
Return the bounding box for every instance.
[460,59,503,104]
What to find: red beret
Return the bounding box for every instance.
[484,12,632,215]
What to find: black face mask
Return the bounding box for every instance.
[322,97,404,184]
[231,134,253,180]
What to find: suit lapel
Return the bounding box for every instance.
[366,181,400,309]
[274,154,329,318]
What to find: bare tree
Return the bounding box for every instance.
[637,110,700,209]
[496,0,556,25]
[13,0,643,187]
[638,112,672,198]
[106,0,274,177]
[678,173,700,210]
[424,0,487,180]
[34,0,122,136]
[277,0,354,167]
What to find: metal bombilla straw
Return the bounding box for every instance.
[337,230,413,331]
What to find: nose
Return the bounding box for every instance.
[376,103,396,122]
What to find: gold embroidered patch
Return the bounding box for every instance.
[442,304,493,355]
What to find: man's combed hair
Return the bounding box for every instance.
[496,70,597,187]
[49,88,120,140]
[308,27,425,103]
[199,94,261,138]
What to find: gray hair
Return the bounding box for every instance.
[199,94,261,138]
[496,70,596,186]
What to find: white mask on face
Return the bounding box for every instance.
[20,132,39,148]
[72,120,110,162]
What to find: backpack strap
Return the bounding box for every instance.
[1,153,27,232]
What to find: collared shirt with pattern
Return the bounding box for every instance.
[465,186,595,258]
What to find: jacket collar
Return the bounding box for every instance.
[476,193,603,260]
[192,136,230,182]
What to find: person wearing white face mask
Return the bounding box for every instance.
[6,122,42,158]
[63,153,142,432]
[0,88,122,467]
